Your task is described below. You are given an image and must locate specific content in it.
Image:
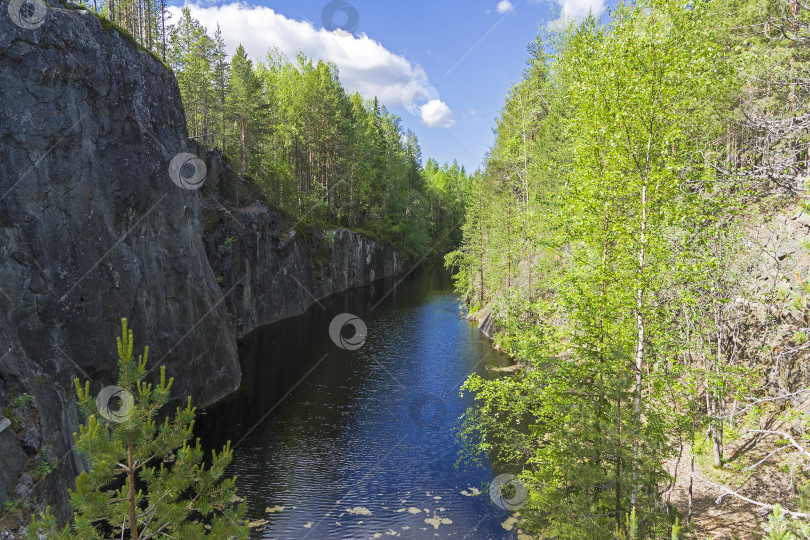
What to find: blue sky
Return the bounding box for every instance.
[168,0,615,173]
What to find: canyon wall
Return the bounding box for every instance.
[0,3,402,529]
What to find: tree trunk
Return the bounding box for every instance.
[688,423,695,525]
[240,117,247,173]
[507,193,512,289]
[137,0,143,46]
[128,442,138,539]
[631,182,647,509]
[711,393,724,468]
[615,398,622,531]
[326,154,331,222]
[712,419,723,469]
[145,0,151,50]
[221,86,226,152]
[479,186,485,306]
[161,0,166,62]
[713,306,724,468]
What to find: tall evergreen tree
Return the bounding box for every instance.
[227,44,261,175]
[211,25,230,152]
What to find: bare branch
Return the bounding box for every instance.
[748,429,810,460]
[718,388,810,419]
[744,444,792,471]
[692,473,810,517]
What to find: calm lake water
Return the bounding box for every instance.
[196,266,515,539]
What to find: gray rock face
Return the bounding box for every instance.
[0,1,240,522]
[195,153,404,335]
[737,202,810,399]
[0,416,26,508]
[470,304,496,340]
[0,2,402,528]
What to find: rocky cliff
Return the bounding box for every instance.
[737,202,810,397]
[191,144,402,339]
[0,2,402,530]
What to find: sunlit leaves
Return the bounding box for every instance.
[453,0,747,536]
[26,320,248,539]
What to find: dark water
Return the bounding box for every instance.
[196,266,515,539]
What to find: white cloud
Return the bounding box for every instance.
[419,100,455,128]
[496,0,514,14]
[170,2,454,126]
[546,0,606,23]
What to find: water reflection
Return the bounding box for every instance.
[196,266,515,539]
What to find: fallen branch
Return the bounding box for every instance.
[744,444,791,472]
[748,429,810,461]
[719,389,810,420]
[691,473,810,518]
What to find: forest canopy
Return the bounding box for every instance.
[76,0,471,256]
[448,0,810,537]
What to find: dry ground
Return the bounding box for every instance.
[666,412,808,539]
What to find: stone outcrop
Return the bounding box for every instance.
[0,2,403,530]
[468,304,497,340]
[737,202,810,398]
[190,145,403,339]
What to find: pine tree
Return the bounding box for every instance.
[169,9,215,143]
[26,319,248,540]
[211,25,230,152]
[227,45,261,176]
[156,8,457,253]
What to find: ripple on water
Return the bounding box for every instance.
[196,270,517,539]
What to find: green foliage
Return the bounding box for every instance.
[766,505,794,539]
[25,319,248,539]
[615,507,638,540]
[3,498,30,522]
[75,1,470,257]
[34,444,58,480]
[491,332,511,351]
[217,236,236,254]
[9,393,34,409]
[91,12,169,69]
[764,504,810,539]
[3,392,34,430]
[161,11,469,256]
[450,0,781,536]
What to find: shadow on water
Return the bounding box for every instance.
[196,262,517,539]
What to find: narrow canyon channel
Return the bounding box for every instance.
[196,265,517,539]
